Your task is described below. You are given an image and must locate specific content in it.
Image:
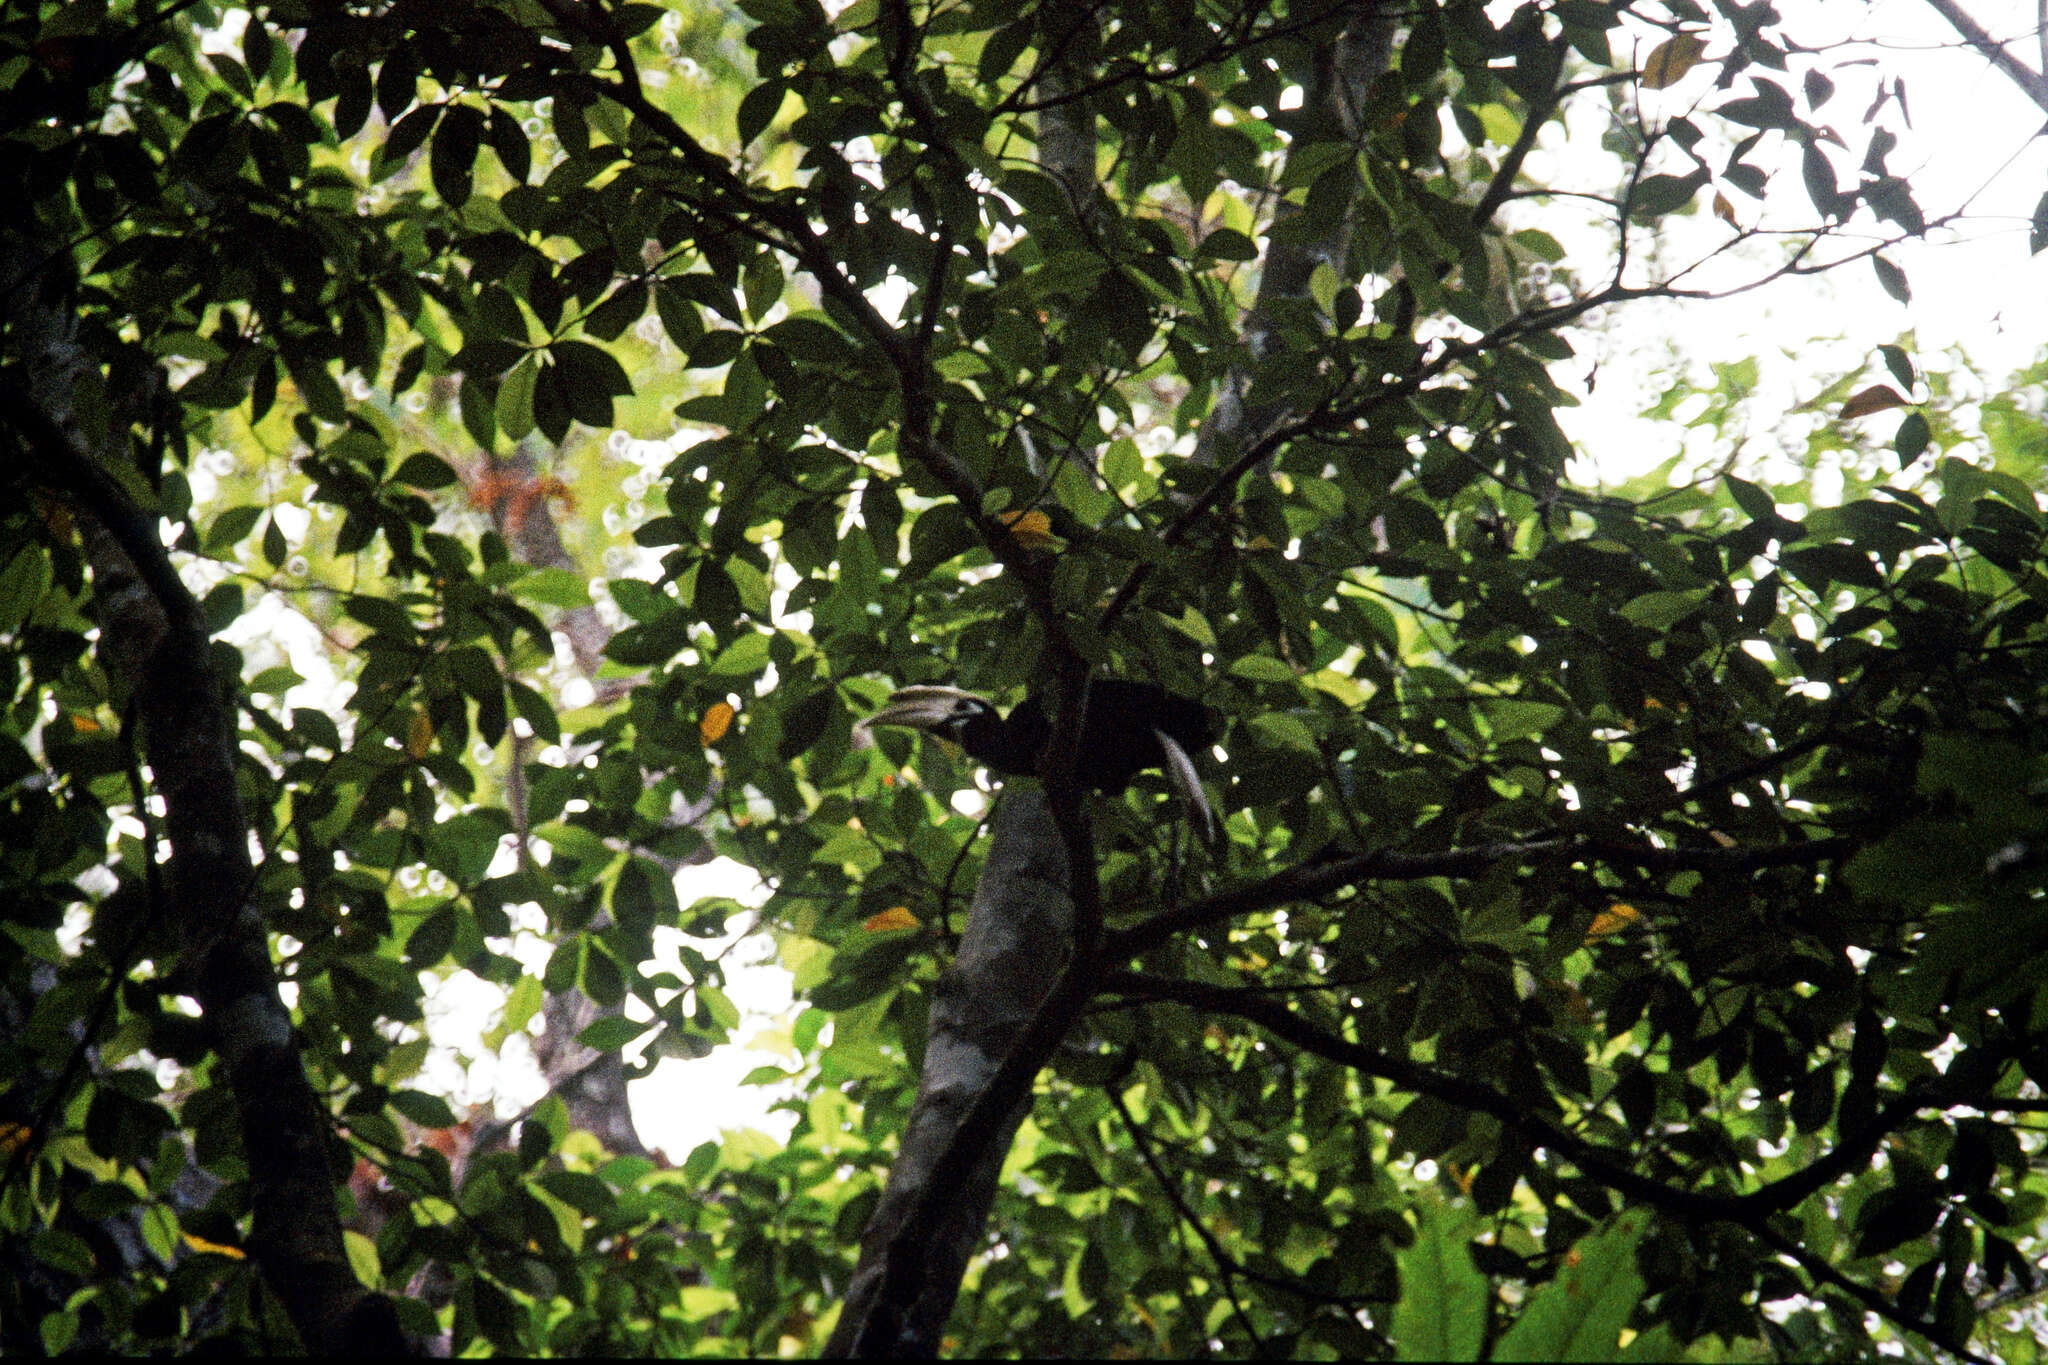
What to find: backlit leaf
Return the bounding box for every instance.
[1640,33,1706,89]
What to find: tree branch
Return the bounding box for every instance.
[1921,0,2048,113]
[1106,834,1853,962]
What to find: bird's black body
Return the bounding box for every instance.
[861,681,1216,789]
[963,683,1215,790]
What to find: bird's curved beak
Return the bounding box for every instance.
[855,686,982,742]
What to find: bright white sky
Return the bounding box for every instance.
[1564,1,2048,487]
[191,1,2048,1162]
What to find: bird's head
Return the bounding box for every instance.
[856,686,1001,748]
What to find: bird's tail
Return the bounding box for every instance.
[1155,727,1221,848]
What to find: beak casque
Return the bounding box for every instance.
[854,686,988,740]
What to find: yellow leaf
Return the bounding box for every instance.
[999,508,1062,550]
[1586,903,1641,941]
[405,709,434,759]
[182,1231,246,1259]
[1245,534,1277,552]
[700,700,736,746]
[864,906,920,932]
[1840,384,1908,420]
[0,1120,29,1156]
[69,712,102,734]
[1641,33,1707,89]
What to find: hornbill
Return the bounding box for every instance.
[859,681,1221,844]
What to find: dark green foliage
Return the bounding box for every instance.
[1,0,2041,1358]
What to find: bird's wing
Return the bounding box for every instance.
[1154,727,1221,847]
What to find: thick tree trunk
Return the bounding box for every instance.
[825,788,1073,1356]
[1192,2,1397,471]
[9,238,408,1354]
[471,443,654,1159]
[28,440,408,1356]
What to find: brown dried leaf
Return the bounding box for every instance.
[1840,384,1908,420]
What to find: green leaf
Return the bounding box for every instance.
[1872,253,1911,304]
[1249,711,1318,754]
[390,1088,459,1128]
[487,104,530,184]
[32,1227,97,1278]
[502,975,545,1036]
[1630,169,1707,219]
[1716,79,1797,130]
[344,1229,381,1288]
[577,1015,651,1052]
[1393,1203,1487,1361]
[509,679,561,743]
[205,504,262,552]
[405,904,457,967]
[514,566,590,609]
[1853,1186,1941,1258]
[1724,475,1777,522]
[395,452,460,489]
[736,80,788,148]
[708,632,771,678]
[550,339,632,429]
[1492,1209,1648,1362]
[430,103,481,207]
[496,352,538,441]
[1896,410,1931,466]
[542,1169,616,1213]
[1195,227,1258,261]
[344,594,417,638]
[1619,588,1711,630]
[39,1311,78,1355]
[778,688,837,760]
[1229,655,1296,683]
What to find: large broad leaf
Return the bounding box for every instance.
[1392,1203,1488,1362]
[1492,1210,1649,1362]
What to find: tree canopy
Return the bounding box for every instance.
[7,0,2048,1358]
